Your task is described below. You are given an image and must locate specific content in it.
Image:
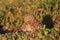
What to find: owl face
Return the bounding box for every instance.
[24,14,35,23]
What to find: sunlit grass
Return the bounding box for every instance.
[0,0,60,40]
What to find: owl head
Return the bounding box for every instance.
[24,14,35,23]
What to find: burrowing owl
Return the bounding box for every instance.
[20,14,40,32]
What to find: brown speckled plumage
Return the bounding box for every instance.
[20,14,40,32]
